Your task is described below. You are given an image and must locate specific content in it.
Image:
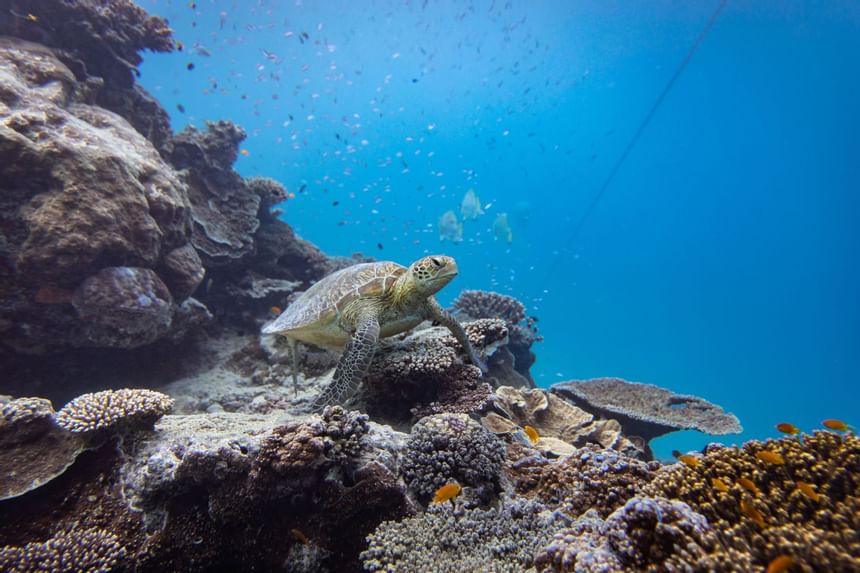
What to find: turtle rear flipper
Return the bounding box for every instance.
[311,314,380,411]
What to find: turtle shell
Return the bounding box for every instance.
[262,261,405,334]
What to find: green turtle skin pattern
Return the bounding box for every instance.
[262,255,486,410]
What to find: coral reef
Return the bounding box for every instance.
[401,413,506,501]
[54,388,173,433]
[0,397,87,500]
[362,496,567,573]
[0,527,127,573]
[451,289,542,383]
[534,497,736,572]
[643,431,860,571]
[514,445,661,519]
[551,377,742,443]
[360,319,509,422]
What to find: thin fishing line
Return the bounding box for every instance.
[544,0,729,281]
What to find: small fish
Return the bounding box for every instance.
[795,481,822,502]
[776,423,800,435]
[676,454,701,469]
[332,201,339,206]
[523,425,539,445]
[377,243,384,250]
[711,477,730,493]
[460,188,484,220]
[175,40,184,51]
[289,528,309,545]
[240,149,250,156]
[492,212,513,244]
[438,210,463,243]
[737,477,759,496]
[822,419,849,432]
[176,103,186,113]
[766,555,794,573]
[186,62,195,71]
[739,496,766,528]
[432,483,462,503]
[269,306,282,316]
[755,451,785,465]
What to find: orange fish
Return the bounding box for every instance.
[523,425,540,445]
[739,496,766,528]
[677,454,701,469]
[822,419,849,432]
[269,306,282,316]
[795,481,822,503]
[432,483,462,504]
[766,554,794,573]
[240,148,250,156]
[755,450,785,465]
[737,477,760,496]
[775,423,800,435]
[289,528,309,545]
[711,477,730,493]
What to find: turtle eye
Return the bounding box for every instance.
[430,257,443,267]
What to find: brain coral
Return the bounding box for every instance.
[401,413,506,500]
[643,430,860,571]
[55,388,173,433]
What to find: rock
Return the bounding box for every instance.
[159,244,206,301]
[72,267,174,348]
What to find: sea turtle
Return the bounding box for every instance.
[262,255,487,410]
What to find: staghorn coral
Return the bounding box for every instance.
[551,377,742,442]
[55,388,173,433]
[362,496,566,573]
[401,413,506,501]
[514,445,660,519]
[534,496,741,572]
[72,267,174,348]
[643,431,860,572]
[0,527,127,573]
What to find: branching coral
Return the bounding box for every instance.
[0,527,127,573]
[362,496,566,573]
[54,388,173,433]
[452,290,526,325]
[514,445,660,519]
[642,431,860,571]
[534,496,742,572]
[401,413,506,500]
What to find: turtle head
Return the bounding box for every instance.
[406,255,458,297]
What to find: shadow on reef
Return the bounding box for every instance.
[1,2,857,572]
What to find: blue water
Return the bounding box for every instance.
[139,0,860,459]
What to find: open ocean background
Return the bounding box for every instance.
[138,0,860,459]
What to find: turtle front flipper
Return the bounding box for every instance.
[310,314,380,411]
[424,298,488,373]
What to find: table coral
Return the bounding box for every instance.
[401,413,506,500]
[54,388,173,433]
[551,377,742,442]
